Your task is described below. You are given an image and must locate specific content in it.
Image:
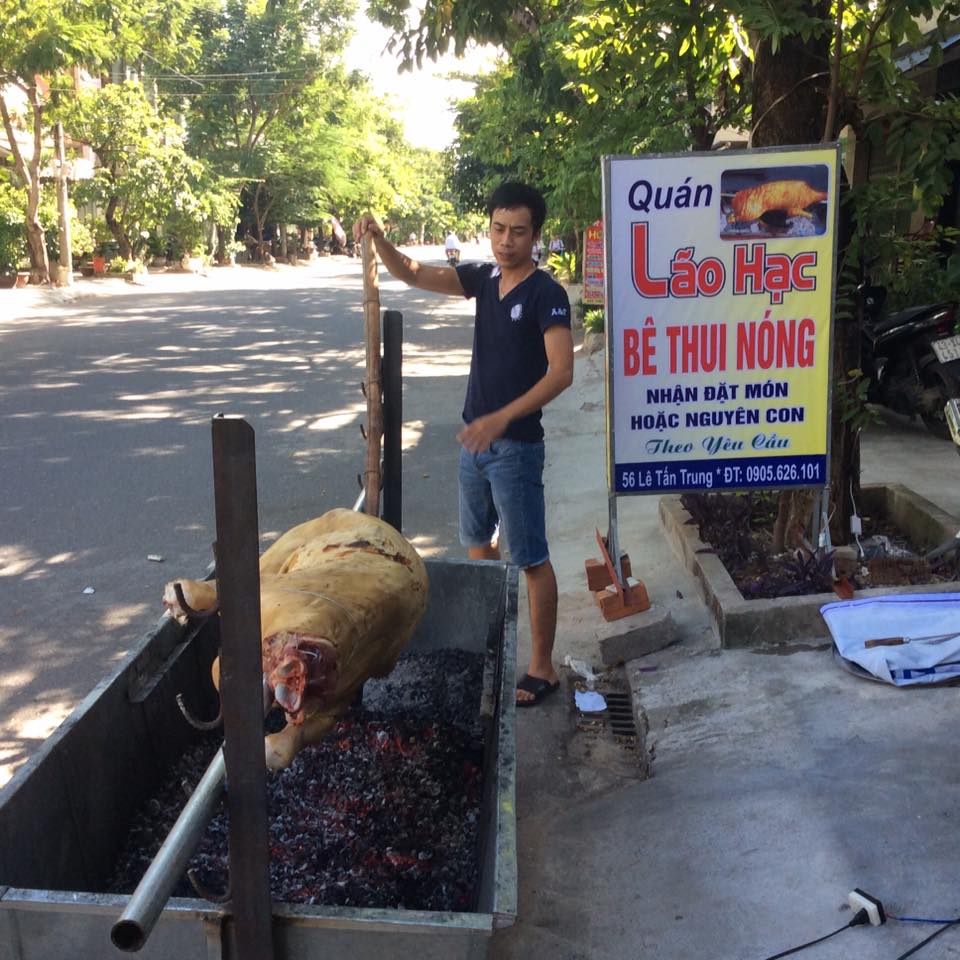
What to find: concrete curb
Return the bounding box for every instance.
[658,484,960,648]
[594,605,679,665]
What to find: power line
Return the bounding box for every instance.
[149,71,321,79]
[140,50,204,87]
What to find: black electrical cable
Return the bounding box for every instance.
[758,909,870,960]
[892,918,960,960]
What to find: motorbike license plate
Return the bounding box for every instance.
[933,334,960,363]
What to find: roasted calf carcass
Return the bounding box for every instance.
[163,509,428,769]
[731,180,828,223]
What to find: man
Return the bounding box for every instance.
[354,182,574,707]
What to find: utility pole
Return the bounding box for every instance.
[53,121,73,286]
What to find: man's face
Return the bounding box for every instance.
[489,206,538,269]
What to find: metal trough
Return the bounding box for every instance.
[0,558,518,960]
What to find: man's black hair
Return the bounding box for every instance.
[486,182,547,236]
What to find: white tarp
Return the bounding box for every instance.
[821,593,960,685]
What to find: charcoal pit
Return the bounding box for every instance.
[111,650,487,912]
[0,559,517,960]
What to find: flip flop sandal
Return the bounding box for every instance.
[516,673,560,708]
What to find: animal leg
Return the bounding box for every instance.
[265,713,335,770]
[163,579,218,624]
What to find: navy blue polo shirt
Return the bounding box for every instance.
[455,262,571,442]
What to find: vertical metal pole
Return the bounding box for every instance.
[819,485,833,552]
[210,416,274,960]
[382,310,403,532]
[607,493,623,586]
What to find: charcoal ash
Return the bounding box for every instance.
[108,737,223,895]
[360,647,486,732]
[110,649,487,913]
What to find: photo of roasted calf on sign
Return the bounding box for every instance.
[163,508,429,769]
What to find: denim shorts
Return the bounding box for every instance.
[458,438,548,569]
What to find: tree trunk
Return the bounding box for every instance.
[752,2,832,550]
[24,175,48,284]
[104,195,133,261]
[24,87,50,284]
[751,4,831,150]
[0,88,50,284]
[252,184,267,260]
[215,224,227,263]
[53,122,73,286]
[827,149,867,545]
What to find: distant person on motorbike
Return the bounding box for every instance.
[330,216,350,255]
[444,229,461,266]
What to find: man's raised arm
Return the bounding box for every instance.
[353,216,464,297]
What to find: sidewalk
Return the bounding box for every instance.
[493,342,960,959]
[6,243,491,320]
[7,263,960,958]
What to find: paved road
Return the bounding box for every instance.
[0,248,485,784]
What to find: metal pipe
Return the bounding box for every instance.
[382,310,403,532]
[111,748,226,952]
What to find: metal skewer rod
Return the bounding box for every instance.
[111,749,226,952]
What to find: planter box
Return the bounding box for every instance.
[659,484,960,648]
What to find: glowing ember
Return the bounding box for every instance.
[110,650,487,911]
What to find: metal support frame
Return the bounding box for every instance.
[382,310,403,532]
[606,493,622,586]
[211,416,275,960]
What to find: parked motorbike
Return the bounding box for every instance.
[860,283,960,438]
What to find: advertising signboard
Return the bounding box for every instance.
[583,219,604,305]
[603,145,840,495]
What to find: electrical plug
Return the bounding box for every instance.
[849,889,886,926]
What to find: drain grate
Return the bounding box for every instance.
[602,691,638,739]
[574,687,638,744]
[569,679,650,778]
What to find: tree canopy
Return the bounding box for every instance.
[0,0,465,276]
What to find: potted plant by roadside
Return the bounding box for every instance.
[145,232,168,268]
[223,239,244,266]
